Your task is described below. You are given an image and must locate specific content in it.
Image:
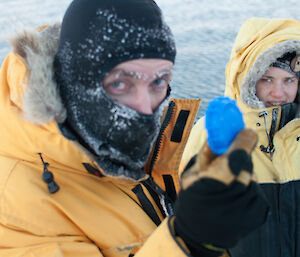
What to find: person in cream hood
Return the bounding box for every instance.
[182,17,300,256]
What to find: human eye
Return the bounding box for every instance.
[261,77,271,83]
[110,81,126,89]
[285,78,297,84]
[152,74,171,89]
[104,80,129,95]
[153,78,167,87]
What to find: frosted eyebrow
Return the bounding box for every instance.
[154,69,173,79]
[109,69,140,79]
[107,68,173,80]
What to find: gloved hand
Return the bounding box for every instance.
[174,129,269,256]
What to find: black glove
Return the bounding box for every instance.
[174,129,270,256]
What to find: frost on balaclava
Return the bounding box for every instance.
[54,0,176,180]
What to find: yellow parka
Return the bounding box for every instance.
[182,18,300,256]
[0,24,201,257]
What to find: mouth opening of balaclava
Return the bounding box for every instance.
[54,0,176,180]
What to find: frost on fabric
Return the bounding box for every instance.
[108,69,173,82]
[56,7,174,180]
[74,8,176,75]
[56,42,73,79]
[58,74,167,180]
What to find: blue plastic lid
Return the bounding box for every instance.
[205,96,245,155]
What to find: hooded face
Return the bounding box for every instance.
[225,18,300,110]
[256,67,299,107]
[54,0,176,180]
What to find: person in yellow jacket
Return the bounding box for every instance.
[182,17,300,256]
[0,1,269,256]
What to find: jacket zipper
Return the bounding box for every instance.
[259,108,279,160]
[148,100,175,176]
[141,100,176,217]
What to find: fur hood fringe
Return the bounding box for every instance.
[241,40,300,109]
[9,24,66,124]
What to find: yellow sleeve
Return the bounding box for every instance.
[0,223,103,257]
[136,218,231,257]
[135,218,190,257]
[179,117,207,174]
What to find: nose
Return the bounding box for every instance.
[129,88,153,114]
[270,81,284,99]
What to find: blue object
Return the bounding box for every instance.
[205,96,245,155]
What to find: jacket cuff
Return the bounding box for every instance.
[170,216,225,257]
[135,217,191,257]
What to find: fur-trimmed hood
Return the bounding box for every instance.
[225,17,300,110]
[0,24,94,175]
[9,23,66,124]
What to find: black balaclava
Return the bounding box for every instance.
[54,0,176,180]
